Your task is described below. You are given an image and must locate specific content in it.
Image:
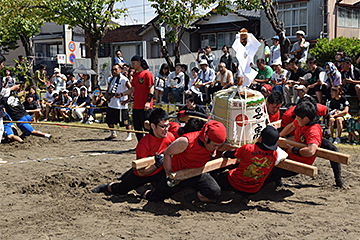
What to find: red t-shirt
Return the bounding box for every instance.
[281,104,327,128]
[287,119,322,165]
[171,131,213,172]
[228,144,278,193]
[134,132,175,177]
[268,110,280,123]
[132,70,154,109]
[169,122,181,138]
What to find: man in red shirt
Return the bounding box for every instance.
[119,55,154,141]
[143,120,227,203]
[271,100,348,188]
[91,108,175,195]
[266,90,282,124]
[216,126,286,200]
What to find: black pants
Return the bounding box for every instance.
[266,137,344,185]
[214,171,253,199]
[146,171,221,202]
[132,108,151,142]
[110,169,163,195]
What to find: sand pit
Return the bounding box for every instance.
[1,125,360,239]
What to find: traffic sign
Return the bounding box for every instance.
[68,41,76,52]
[69,53,76,64]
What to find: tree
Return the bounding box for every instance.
[150,0,221,71]
[43,0,126,90]
[0,0,45,87]
[310,37,360,67]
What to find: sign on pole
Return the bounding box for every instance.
[57,54,66,64]
[161,26,165,39]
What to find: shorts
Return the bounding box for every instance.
[3,123,14,137]
[105,107,130,126]
[16,115,34,136]
[306,84,321,95]
[346,118,356,132]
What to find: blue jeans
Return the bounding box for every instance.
[162,86,184,103]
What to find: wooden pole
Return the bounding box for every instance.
[278,137,351,165]
[132,156,317,177]
[4,121,148,134]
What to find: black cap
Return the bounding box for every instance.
[261,125,279,150]
[341,56,352,64]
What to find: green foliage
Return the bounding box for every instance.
[0,0,44,51]
[310,37,360,67]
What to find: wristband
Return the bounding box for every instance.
[146,93,153,103]
[291,147,301,156]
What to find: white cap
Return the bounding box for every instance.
[295,85,306,91]
[54,68,60,73]
[296,30,305,36]
[199,59,208,66]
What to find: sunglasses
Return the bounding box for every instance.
[157,124,170,130]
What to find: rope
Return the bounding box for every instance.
[3,121,148,134]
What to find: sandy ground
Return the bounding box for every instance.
[1,124,360,240]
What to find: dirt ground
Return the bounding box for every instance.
[1,125,360,240]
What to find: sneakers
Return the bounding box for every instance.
[333,137,341,144]
[88,115,94,121]
[105,134,117,140]
[125,133,132,141]
[42,119,48,122]
[91,184,110,194]
[328,137,334,143]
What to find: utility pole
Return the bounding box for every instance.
[143,0,145,24]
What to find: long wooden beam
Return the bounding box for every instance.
[278,138,351,165]
[132,156,317,177]
[4,121,148,134]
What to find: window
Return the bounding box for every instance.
[277,3,308,37]
[338,7,360,28]
[201,34,216,49]
[217,32,237,49]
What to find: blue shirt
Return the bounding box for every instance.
[197,68,216,84]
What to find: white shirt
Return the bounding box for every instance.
[166,71,185,88]
[270,44,281,65]
[54,74,67,92]
[271,69,288,84]
[43,91,58,103]
[107,75,130,109]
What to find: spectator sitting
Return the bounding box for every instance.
[252,58,273,92]
[210,62,234,95]
[220,45,235,73]
[186,67,203,104]
[300,57,324,103]
[322,62,342,101]
[345,115,360,145]
[34,64,47,89]
[270,59,288,96]
[58,90,73,122]
[51,68,67,93]
[180,94,207,116]
[154,63,169,103]
[87,86,107,122]
[65,87,80,121]
[328,86,350,144]
[196,59,216,104]
[29,86,41,107]
[162,63,185,103]
[83,74,91,92]
[49,93,61,121]
[340,56,360,110]
[180,64,190,91]
[289,30,310,64]
[23,94,41,122]
[66,74,76,95]
[41,84,57,122]
[294,85,310,104]
[72,86,90,122]
[260,84,272,98]
[3,112,23,143]
[197,45,215,69]
[2,67,16,88]
[284,58,307,103]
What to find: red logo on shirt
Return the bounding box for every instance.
[235,114,248,127]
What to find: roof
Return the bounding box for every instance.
[228,5,260,20]
[136,16,160,36]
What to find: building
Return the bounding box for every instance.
[260,0,360,43]
[85,24,144,65]
[136,9,260,59]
